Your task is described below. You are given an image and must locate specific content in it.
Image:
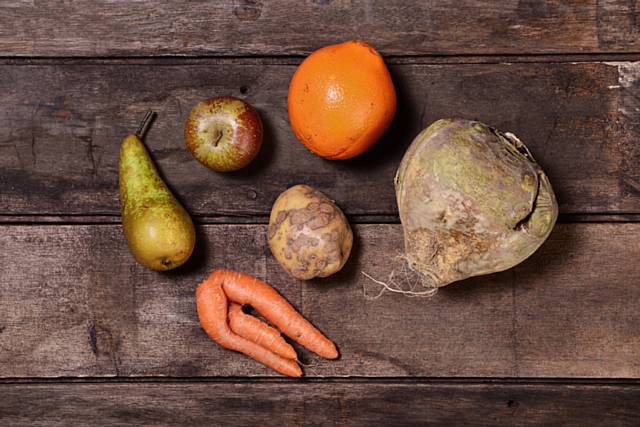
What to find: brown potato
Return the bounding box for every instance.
[268,185,353,280]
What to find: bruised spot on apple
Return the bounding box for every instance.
[184,96,263,172]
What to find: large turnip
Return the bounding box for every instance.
[394,119,558,288]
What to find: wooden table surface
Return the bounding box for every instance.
[1,1,640,426]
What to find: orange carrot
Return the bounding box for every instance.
[214,269,338,359]
[228,302,297,360]
[196,278,302,377]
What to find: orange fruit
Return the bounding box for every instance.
[287,40,396,160]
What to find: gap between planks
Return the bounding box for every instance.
[2,377,640,385]
[1,213,639,225]
[0,53,639,66]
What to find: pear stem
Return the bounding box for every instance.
[135,110,156,139]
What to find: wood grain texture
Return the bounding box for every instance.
[2,381,640,427]
[0,223,638,378]
[1,61,638,218]
[1,1,639,57]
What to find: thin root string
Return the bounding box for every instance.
[295,357,313,367]
[298,360,320,376]
[362,272,437,298]
[361,253,437,299]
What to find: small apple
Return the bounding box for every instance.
[184,96,263,172]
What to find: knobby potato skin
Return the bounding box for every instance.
[268,185,353,280]
[395,119,558,287]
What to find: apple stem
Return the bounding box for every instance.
[135,110,156,139]
[213,129,224,147]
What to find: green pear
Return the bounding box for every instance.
[119,111,195,271]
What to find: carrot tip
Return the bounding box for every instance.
[325,349,339,360]
[284,361,303,377]
[284,348,298,360]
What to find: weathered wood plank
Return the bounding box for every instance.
[1,61,638,217]
[0,223,638,378]
[5,213,640,225]
[1,381,639,427]
[1,1,639,57]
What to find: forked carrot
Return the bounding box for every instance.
[196,278,302,377]
[214,269,338,359]
[196,269,338,377]
[228,302,297,360]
